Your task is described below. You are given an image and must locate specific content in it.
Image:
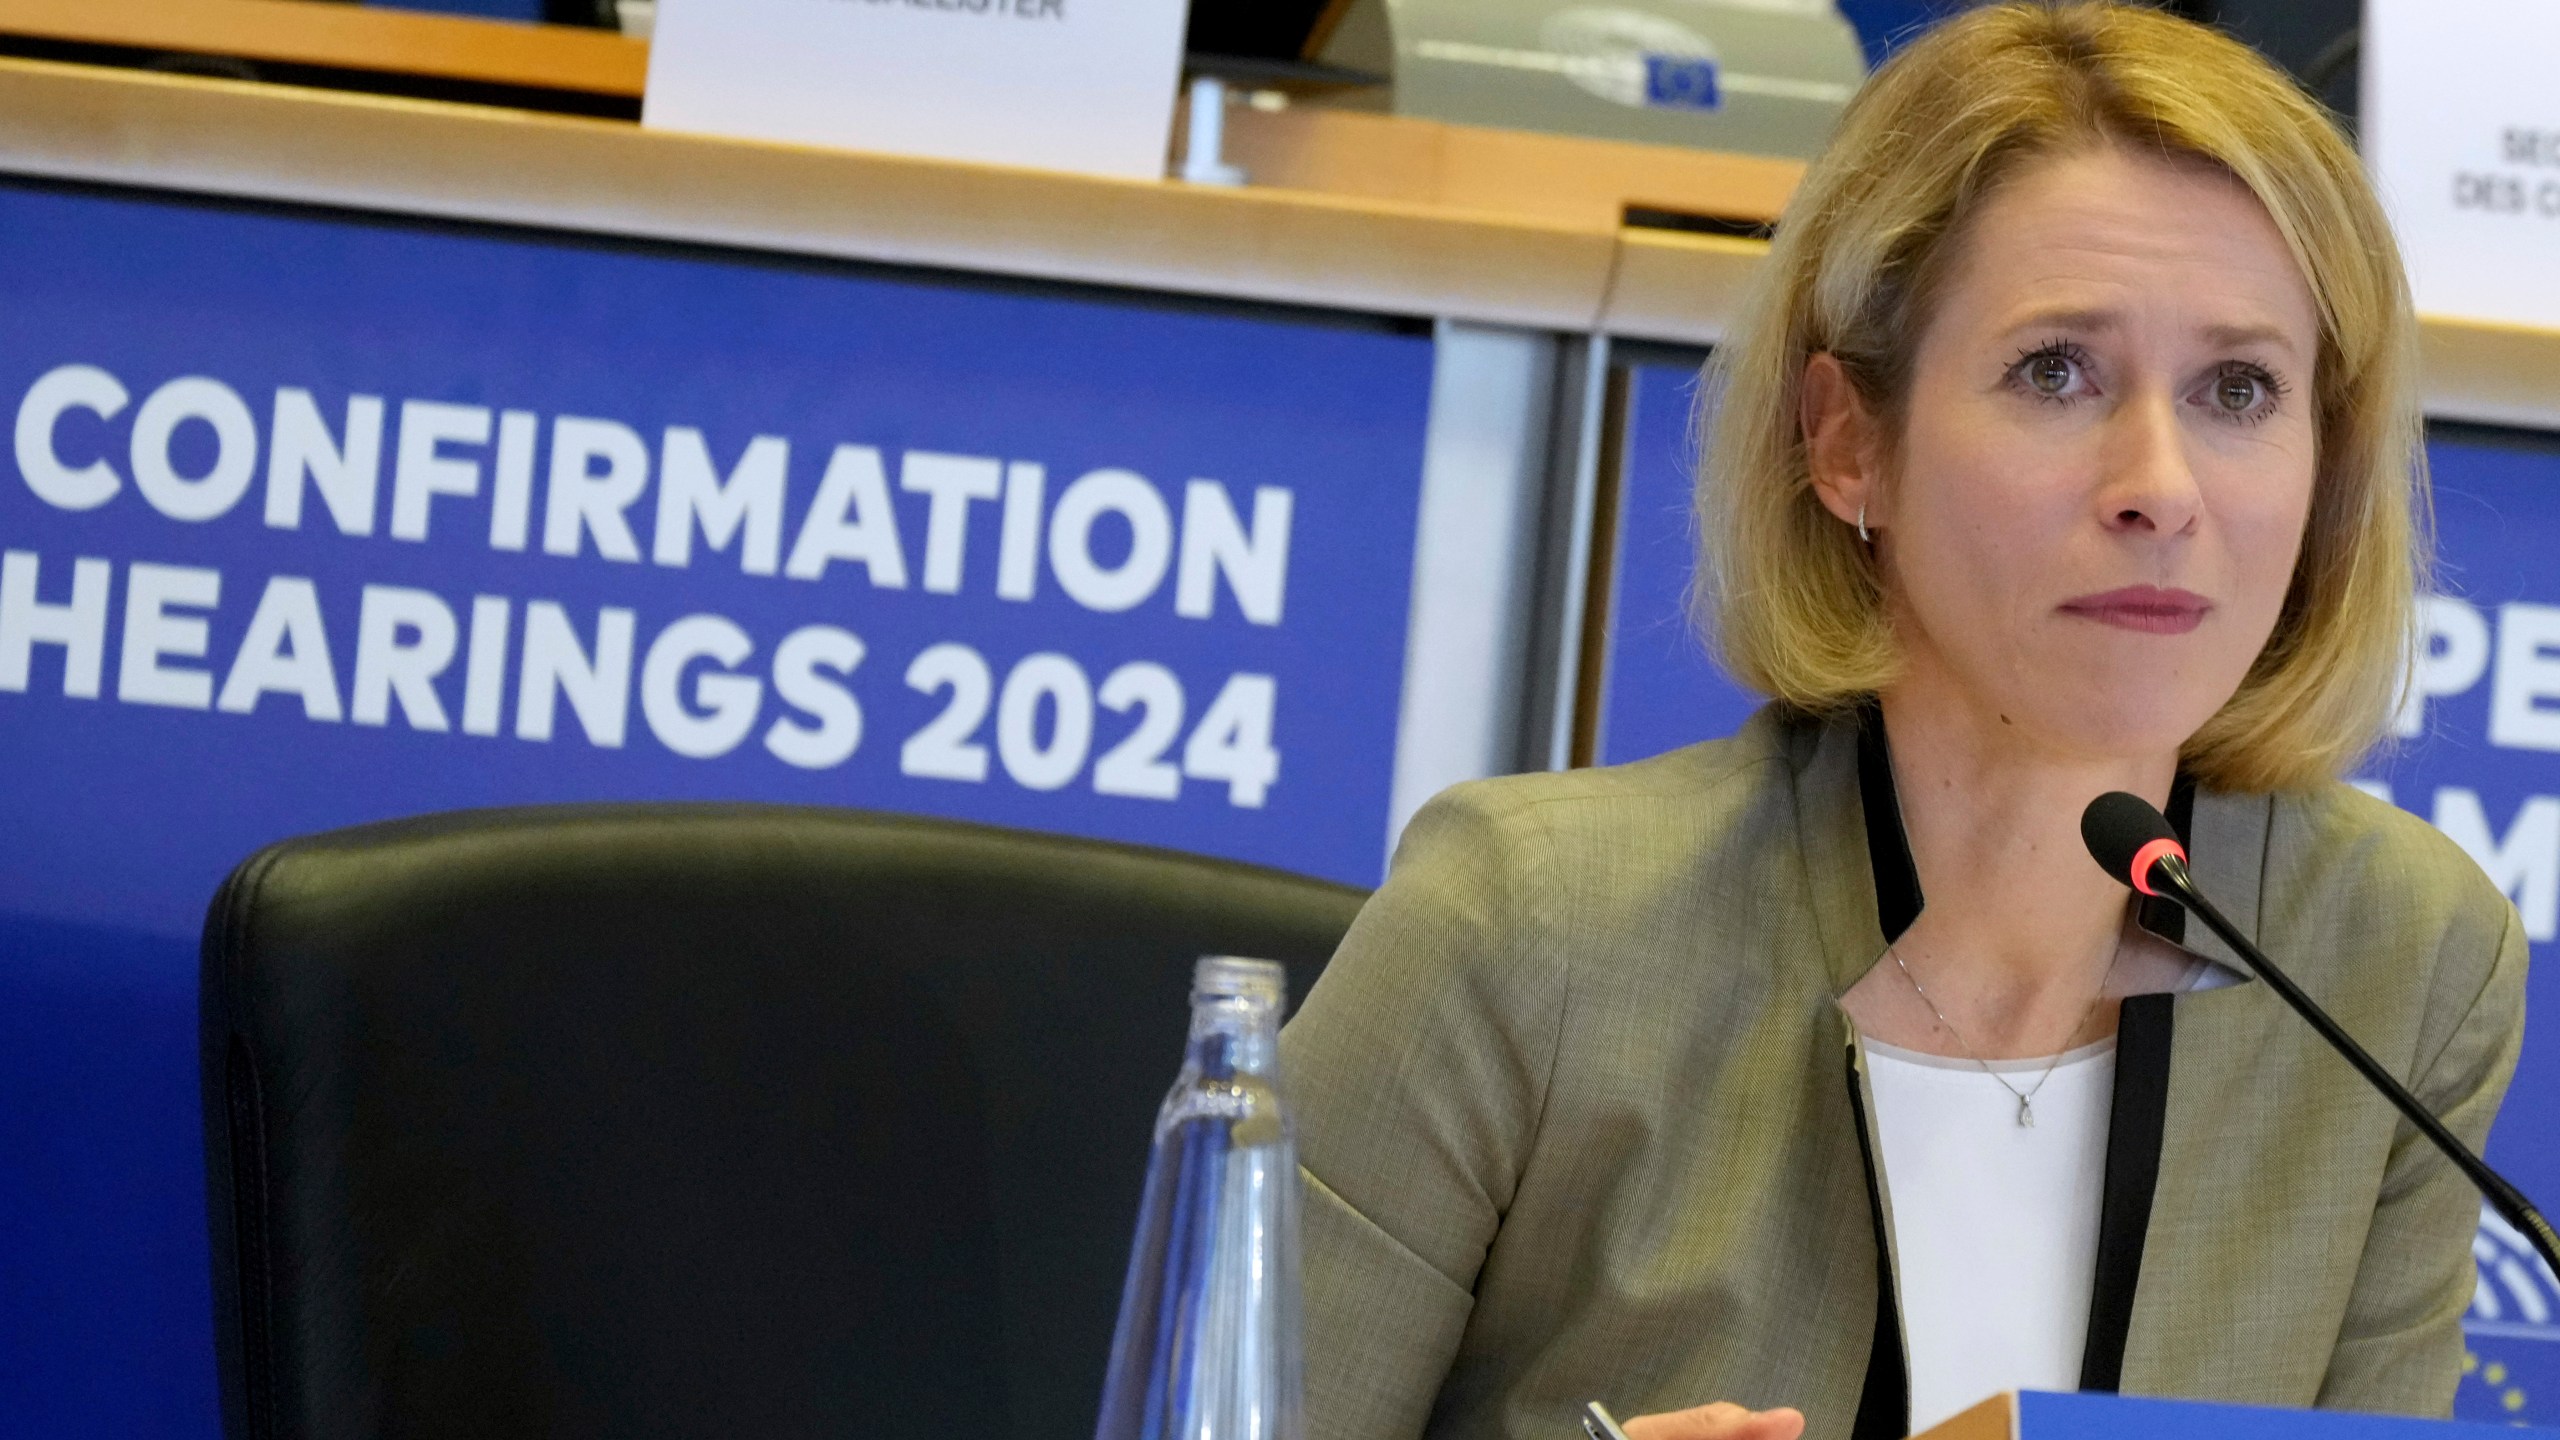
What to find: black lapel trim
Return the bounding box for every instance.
[1851,703,1914,1440]
[1855,704,1922,943]
[1845,1045,1910,1440]
[2078,991,2174,1391]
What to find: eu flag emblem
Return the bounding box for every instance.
[1643,53,1720,111]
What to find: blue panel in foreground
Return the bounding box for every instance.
[2016,1390,2550,1440]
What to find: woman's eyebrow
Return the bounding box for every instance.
[1995,305,2121,340]
[1992,307,2302,360]
[2201,321,2301,358]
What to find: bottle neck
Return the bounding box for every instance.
[1183,995,1280,1081]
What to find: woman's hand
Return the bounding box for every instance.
[1623,1402,1807,1440]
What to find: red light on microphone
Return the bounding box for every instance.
[2128,837,2186,896]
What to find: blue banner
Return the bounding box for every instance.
[1593,362,1760,766]
[0,179,1433,1433]
[2360,430,2560,1423]
[1598,363,2560,1424]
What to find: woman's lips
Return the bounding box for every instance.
[2058,585,2212,635]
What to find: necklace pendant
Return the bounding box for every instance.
[2017,1095,2035,1128]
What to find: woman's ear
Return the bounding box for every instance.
[1799,352,1880,532]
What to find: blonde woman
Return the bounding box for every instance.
[1282,7,2526,1440]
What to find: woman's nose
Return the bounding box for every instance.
[2095,389,2203,536]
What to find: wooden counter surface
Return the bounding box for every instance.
[0,0,645,95]
[0,27,2549,429]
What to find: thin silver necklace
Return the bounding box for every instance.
[1887,942,2120,1128]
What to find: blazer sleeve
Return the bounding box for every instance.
[2316,896,2529,1415]
[1282,782,1569,1440]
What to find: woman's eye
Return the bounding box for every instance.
[2007,343,2092,402]
[2213,373,2262,412]
[2195,364,2286,423]
[2026,354,2075,396]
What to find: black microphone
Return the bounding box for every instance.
[2081,791,2560,1281]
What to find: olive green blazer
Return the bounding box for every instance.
[1283,706,2526,1440]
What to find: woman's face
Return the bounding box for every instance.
[1829,146,2322,763]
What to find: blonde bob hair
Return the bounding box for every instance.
[1699,0,2425,794]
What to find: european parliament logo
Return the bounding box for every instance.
[2462,1205,2560,1424]
[1540,7,1722,112]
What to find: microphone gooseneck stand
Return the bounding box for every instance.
[2081,792,2560,1285]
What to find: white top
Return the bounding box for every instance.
[1862,1036,2116,1434]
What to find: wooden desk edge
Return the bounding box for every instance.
[0,56,1615,332]
[0,0,646,96]
[1913,1393,2020,1440]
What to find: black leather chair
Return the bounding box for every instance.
[198,804,1364,1440]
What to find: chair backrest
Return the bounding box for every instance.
[199,803,1365,1440]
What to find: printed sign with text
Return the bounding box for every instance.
[2364,0,2560,329]
[644,0,1190,181]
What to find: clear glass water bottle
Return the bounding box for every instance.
[1094,956,1304,1440]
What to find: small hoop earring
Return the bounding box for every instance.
[1856,504,1870,544]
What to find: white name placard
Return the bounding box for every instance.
[644,0,1190,182]
[2363,0,2560,330]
